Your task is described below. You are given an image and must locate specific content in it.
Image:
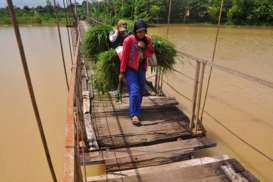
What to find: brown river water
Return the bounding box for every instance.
[0,25,272,181]
[150,25,273,182]
[0,26,71,182]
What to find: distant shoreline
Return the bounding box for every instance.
[1,22,272,30]
[150,23,273,29]
[0,22,68,27]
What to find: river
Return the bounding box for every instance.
[150,24,273,182]
[0,24,272,182]
[0,26,71,182]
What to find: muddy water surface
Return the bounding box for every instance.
[150,25,273,182]
[0,26,71,182]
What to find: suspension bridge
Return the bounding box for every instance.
[5,0,266,181]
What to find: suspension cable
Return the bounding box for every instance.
[52,0,70,91]
[66,0,78,44]
[62,0,74,64]
[6,0,58,181]
[158,0,172,95]
[200,0,224,122]
[163,80,273,163]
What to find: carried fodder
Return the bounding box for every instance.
[87,24,178,92]
[152,35,177,72]
[82,24,112,59]
[94,49,120,93]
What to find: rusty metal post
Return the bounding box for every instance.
[155,67,159,94]
[6,0,57,181]
[166,0,172,39]
[190,61,201,130]
[195,62,206,134]
[86,0,89,17]
[62,0,74,64]
[159,67,164,96]
[200,0,224,122]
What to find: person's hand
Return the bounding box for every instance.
[119,73,124,81]
[138,41,145,49]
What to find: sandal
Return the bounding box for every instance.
[132,116,141,126]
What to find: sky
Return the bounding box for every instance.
[0,0,84,8]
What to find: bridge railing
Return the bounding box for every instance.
[63,24,87,182]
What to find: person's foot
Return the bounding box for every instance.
[131,116,141,126]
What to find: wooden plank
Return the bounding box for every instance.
[87,155,230,181]
[82,91,90,113]
[89,174,230,182]
[226,159,260,182]
[86,157,259,182]
[221,164,248,182]
[93,107,191,148]
[93,96,178,113]
[91,93,191,148]
[84,113,98,150]
[83,137,216,171]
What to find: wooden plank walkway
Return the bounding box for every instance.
[82,91,259,181]
[86,155,259,182]
[81,21,259,182]
[83,137,216,172]
[91,94,192,148]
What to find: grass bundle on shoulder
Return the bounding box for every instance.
[94,49,120,93]
[82,24,112,59]
[152,35,177,71]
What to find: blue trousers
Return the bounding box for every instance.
[125,66,146,117]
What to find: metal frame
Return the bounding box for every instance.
[63,25,88,182]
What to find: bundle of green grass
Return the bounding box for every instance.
[82,24,112,58]
[83,24,178,93]
[94,49,120,93]
[152,35,177,72]
[94,37,177,93]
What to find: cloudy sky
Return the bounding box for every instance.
[0,0,84,7]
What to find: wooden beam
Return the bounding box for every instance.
[83,137,216,171]
[86,156,259,182]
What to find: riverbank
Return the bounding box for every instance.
[2,21,272,30]
[0,20,68,26]
[150,22,273,29]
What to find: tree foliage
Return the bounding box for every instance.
[86,0,272,25]
[0,0,272,25]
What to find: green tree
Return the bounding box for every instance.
[252,0,273,24]
[133,0,150,21]
[150,4,160,22]
[227,0,255,24]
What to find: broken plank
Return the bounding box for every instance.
[93,108,191,148]
[87,156,258,182]
[84,113,99,150]
[83,137,216,171]
[221,164,249,182]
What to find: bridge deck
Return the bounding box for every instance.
[82,91,257,182]
[92,94,194,148]
[86,155,258,182]
[80,20,259,182]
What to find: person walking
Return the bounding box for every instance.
[108,20,129,49]
[119,20,154,126]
